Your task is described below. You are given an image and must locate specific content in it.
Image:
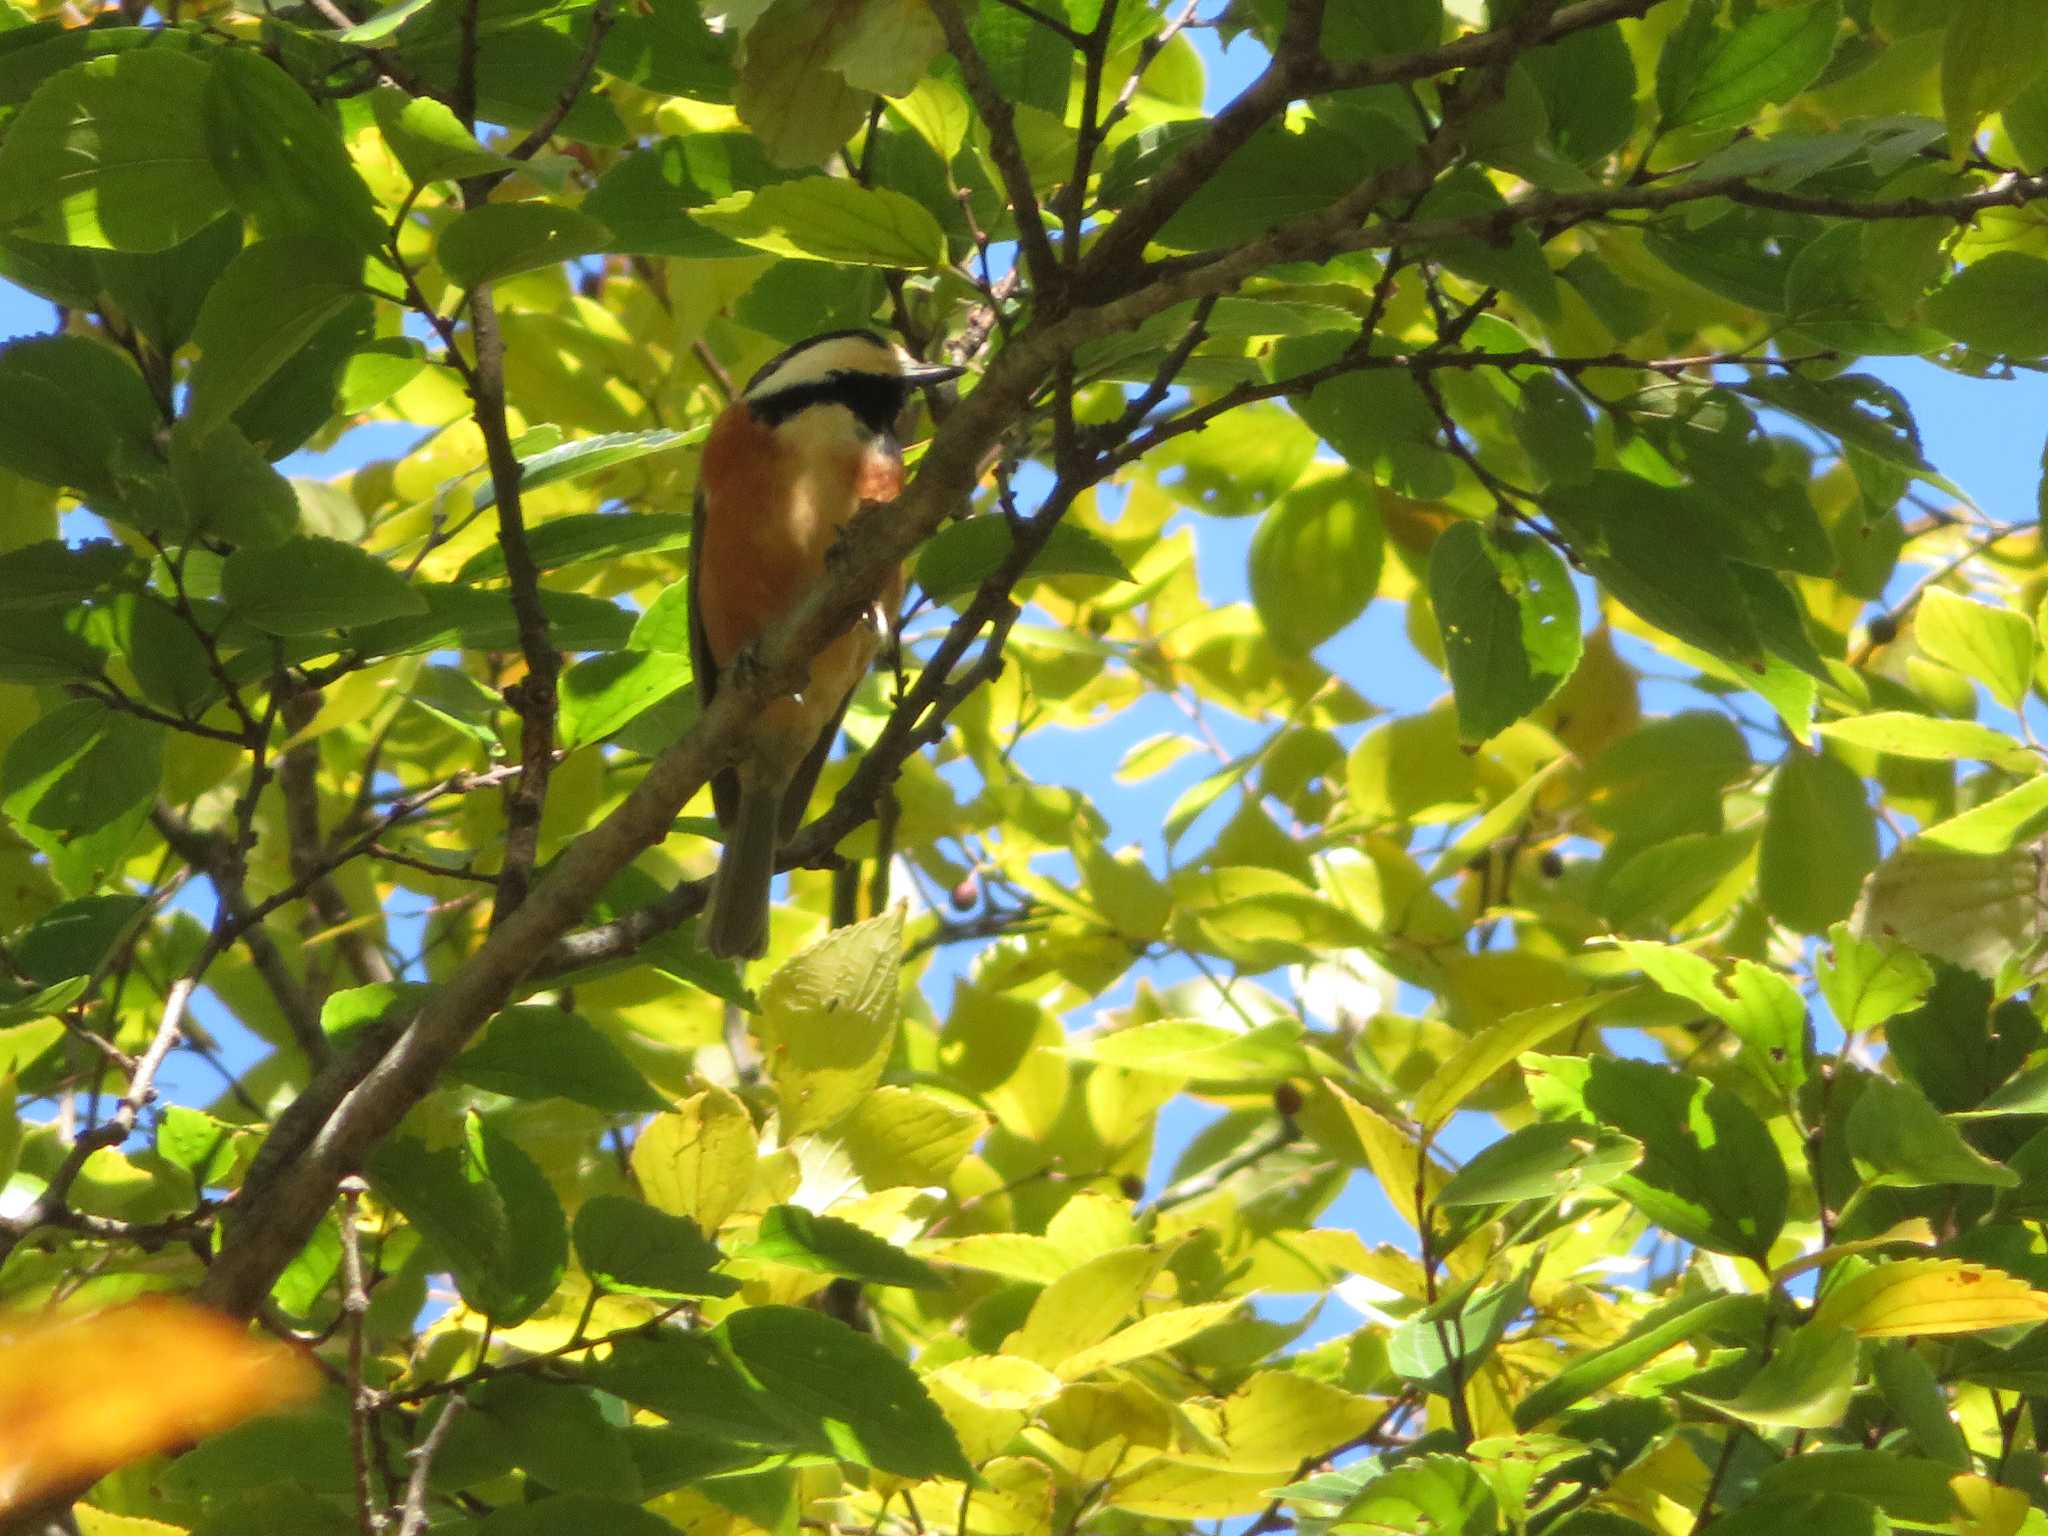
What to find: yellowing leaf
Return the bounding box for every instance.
[630,1085,758,1233]
[1004,1246,1164,1368]
[690,179,945,268]
[0,1299,316,1514]
[840,1086,988,1190]
[1055,1299,1242,1381]
[1816,1260,2048,1337]
[1199,1371,1378,1473]
[1326,1081,1445,1226]
[1415,995,1609,1132]
[757,908,903,1137]
[1951,1472,2032,1536]
[1108,1457,1278,1518]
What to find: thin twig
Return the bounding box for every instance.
[338,1179,386,1536]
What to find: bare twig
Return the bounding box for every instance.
[395,1399,463,1536]
[338,1179,385,1536]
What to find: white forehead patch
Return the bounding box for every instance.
[745,333,905,400]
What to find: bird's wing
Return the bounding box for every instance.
[689,482,741,828]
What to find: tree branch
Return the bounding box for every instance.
[933,0,1063,298]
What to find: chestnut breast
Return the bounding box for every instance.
[695,400,904,671]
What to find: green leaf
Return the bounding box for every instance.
[1915,587,2036,709]
[369,86,521,184]
[1919,773,2048,854]
[757,910,901,1136]
[1526,1054,1788,1262]
[690,178,945,268]
[221,535,425,635]
[571,1195,739,1299]
[159,1408,354,1499]
[1429,520,1581,744]
[1927,252,2048,358]
[741,1204,945,1290]
[914,517,1132,606]
[0,540,136,610]
[1663,1,1842,130]
[1760,748,1879,935]
[1340,1455,1498,1534]
[1066,1018,1307,1082]
[452,1006,667,1113]
[1515,1291,1763,1429]
[1817,924,1935,1034]
[1249,473,1384,656]
[337,0,436,41]
[1942,0,2048,157]
[1699,1322,1856,1430]
[1872,1342,1971,1468]
[0,700,162,838]
[11,895,145,983]
[365,1114,567,1325]
[184,236,366,442]
[467,1495,681,1536]
[1847,1072,2017,1188]
[717,1305,972,1479]
[0,335,166,509]
[558,650,693,750]
[733,2,873,169]
[347,583,632,658]
[1436,1121,1643,1208]
[170,418,300,549]
[91,213,242,356]
[1547,472,1760,667]
[460,509,694,579]
[438,201,610,291]
[1754,1450,1964,1527]
[1388,1270,1530,1394]
[157,1105,247,1187]
[469,1377,642,1500]
[203,49,383,252]
[0,51,228,250]
[1815,711,2035,770]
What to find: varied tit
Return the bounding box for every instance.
[689,329,964,960]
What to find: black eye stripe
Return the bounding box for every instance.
[749,369,907,435]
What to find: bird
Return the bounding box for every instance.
[689,329,964,960]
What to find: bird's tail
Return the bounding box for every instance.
[706,776,781,960]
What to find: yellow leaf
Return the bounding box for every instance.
[1004,1246,1163,1368]
[1325,1081,1444,1227]
[0,1299,315,1515]
[631,1084,757,1233]
[76,1511,187,1536]
[1816,1259,2048,1337]
[1953,1473,2031,1536]
[756,909,902,1137]
[920,1233,1070,1285]
[840,1086,988,1190]
[1199,1371,1379,1474]
[1107,1457,1277,1518]
[1055,1298,1243,1381]
[1415,994,1611,1132]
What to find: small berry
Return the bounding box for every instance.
[950,878,978,912]
[1866,613,1898,646]
[1538,849,1566,879]
[1273,1081,1305,1118]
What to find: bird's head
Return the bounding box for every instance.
[739,330,965,439]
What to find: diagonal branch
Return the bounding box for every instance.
[933,0,1063,298]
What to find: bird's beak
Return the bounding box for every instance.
[901,361,967,385]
